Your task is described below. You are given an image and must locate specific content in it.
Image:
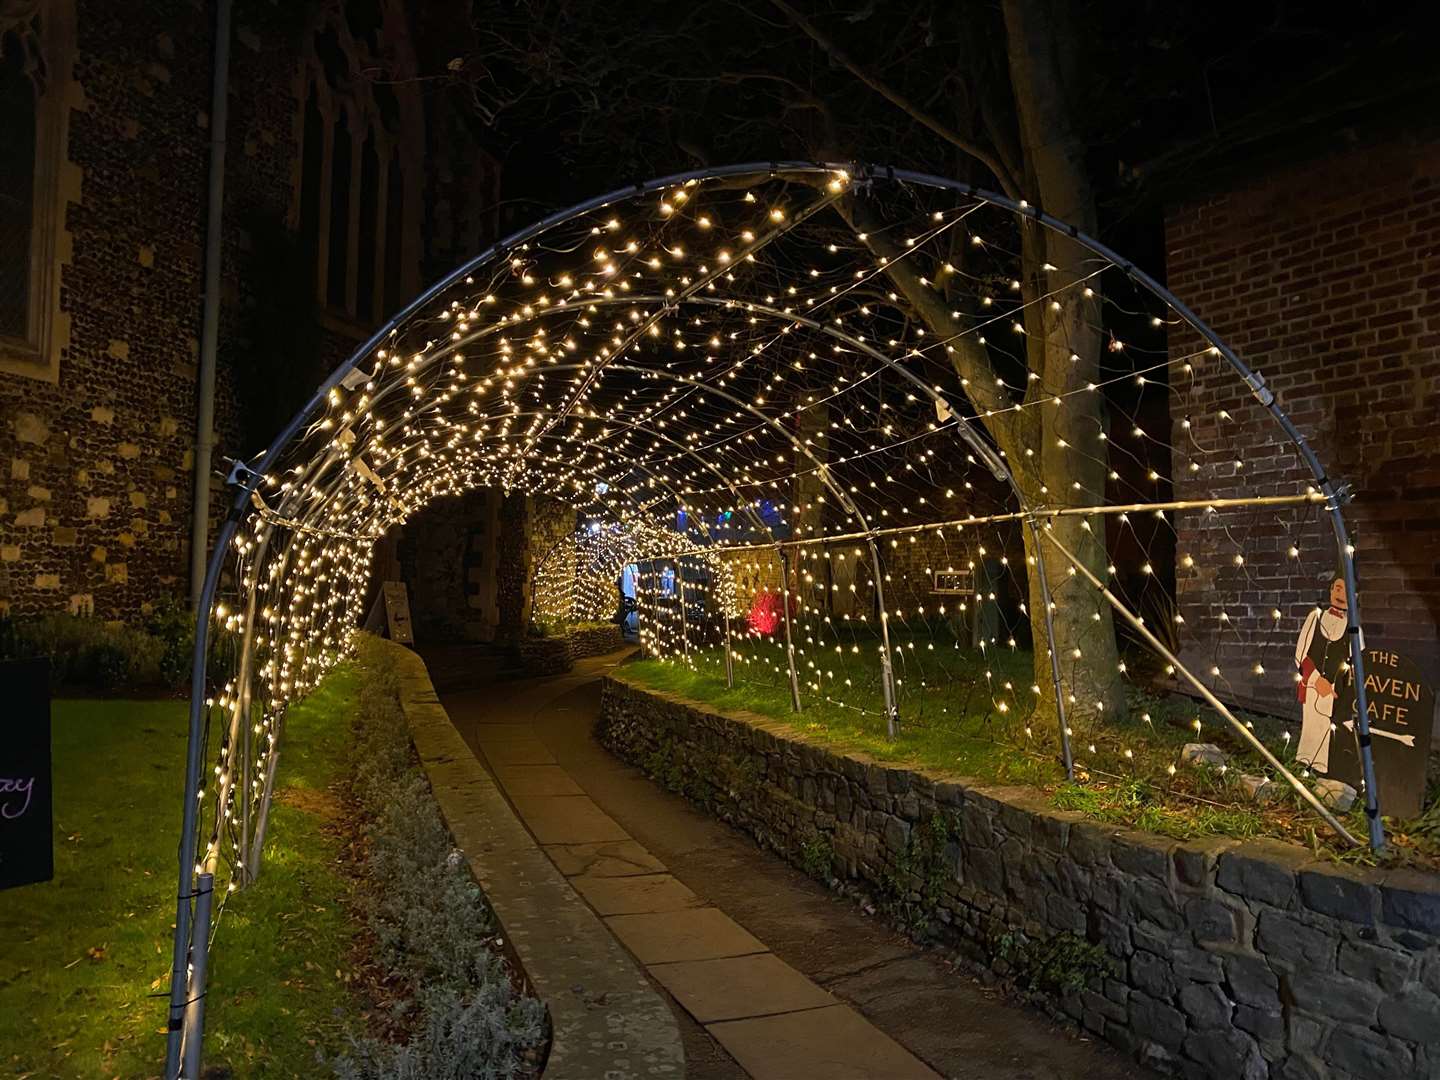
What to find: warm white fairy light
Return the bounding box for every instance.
[181,166,1357,918]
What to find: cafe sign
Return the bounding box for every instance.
[1332,648,1435,820]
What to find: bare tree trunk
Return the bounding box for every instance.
[1004,0,1126,723]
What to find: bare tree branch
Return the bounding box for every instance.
[767,0,1022,198]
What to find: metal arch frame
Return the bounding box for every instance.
[168,160,1383,1077]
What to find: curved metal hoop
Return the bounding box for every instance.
[166,160,1384,1076]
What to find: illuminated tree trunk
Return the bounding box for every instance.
[1004,0,1125,724]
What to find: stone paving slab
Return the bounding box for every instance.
[606,908,768,964]
[571,872,704,916]
[473,722,545,744]
[511,794,631,844]
[649,953,836,1023]
[479,737,557,766]
[545,840,669,878]
[707,1004,941,1080]
[496,764,585,797]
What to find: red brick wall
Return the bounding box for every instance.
[1166,139,1440,726]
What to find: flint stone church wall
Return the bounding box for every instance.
[598,671,1440,1080]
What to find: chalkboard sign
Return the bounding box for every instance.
[1331,648,1435,820]
[1,658,53,890]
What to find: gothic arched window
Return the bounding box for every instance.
[293,3,421,332]
[0,1,74,381]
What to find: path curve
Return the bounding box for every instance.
[431,646,1150,1080]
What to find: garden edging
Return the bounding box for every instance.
[598,670,1440,1080]
[378,640,684,1079]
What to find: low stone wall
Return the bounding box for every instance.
[516,624,626,675]
[516,635,571,676]
[598,671,1440,1080]
[565,623,625,660]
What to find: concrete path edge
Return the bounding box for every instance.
[375,639,685,1079]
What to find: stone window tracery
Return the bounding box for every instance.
[0,0,75,382]
[293,2,420,332]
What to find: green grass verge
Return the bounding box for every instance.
[622,632,1424,858]
[626,640,1056,787]
[0,668,362,1078]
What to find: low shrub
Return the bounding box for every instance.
[330,638,546,1078]
[142,594,196,688]
[0,612,170,691]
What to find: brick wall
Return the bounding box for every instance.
[0,0,500,622]
[1166,138,1440,728]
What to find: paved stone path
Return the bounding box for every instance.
[385,642,684,1080]
[435,648,1148,1080]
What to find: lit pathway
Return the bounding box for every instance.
[434,648,1147,1080]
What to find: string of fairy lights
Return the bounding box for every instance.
[185,165,1369,913]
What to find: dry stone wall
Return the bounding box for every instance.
[598,672,1440,1080]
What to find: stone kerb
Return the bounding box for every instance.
[597,670,1440,1080]
[378,641,684,1079]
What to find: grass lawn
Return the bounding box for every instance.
[624,628,1433,862]
[0,667,362,1078]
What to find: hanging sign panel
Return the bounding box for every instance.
[1,658,54,891]
[932,570,974,595]
[382,580,414,644]
[1331,647,1434,820]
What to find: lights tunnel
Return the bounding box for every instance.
[164,162,1386,1066]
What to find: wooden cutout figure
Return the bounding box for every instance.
[1293,575,1348,773]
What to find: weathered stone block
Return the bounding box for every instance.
[1130,878,1183,931]
[1216,841,1301,908]
[961,802,994,848]
[1379,869,1440,936]
[1327,1023,1415,1074]
[1233,1003,1284,1043]
[1067,820,1113,867]
[1131,948,1177,999]
[1256,910,1335,972]
[1224,952,1279,1007]
[1112,831,1171,881]
[1378,985,1440,1043]
[1185,896,1241,943]
[1337,940,1412,991]
[882,815,909,854]
[1182,1028,1265,1080]
[1298,862,1375,924]
[1172,837,1235,889]
[1180,743,1226,767]
[1130,992,1187,1049]
[1312,778,1357,812]
[1172,947,1223,984]
[1288,970,1383,1025]
[967,845,1003,897]
[1046,892,1086,936]
[1178,982,1232,1029]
